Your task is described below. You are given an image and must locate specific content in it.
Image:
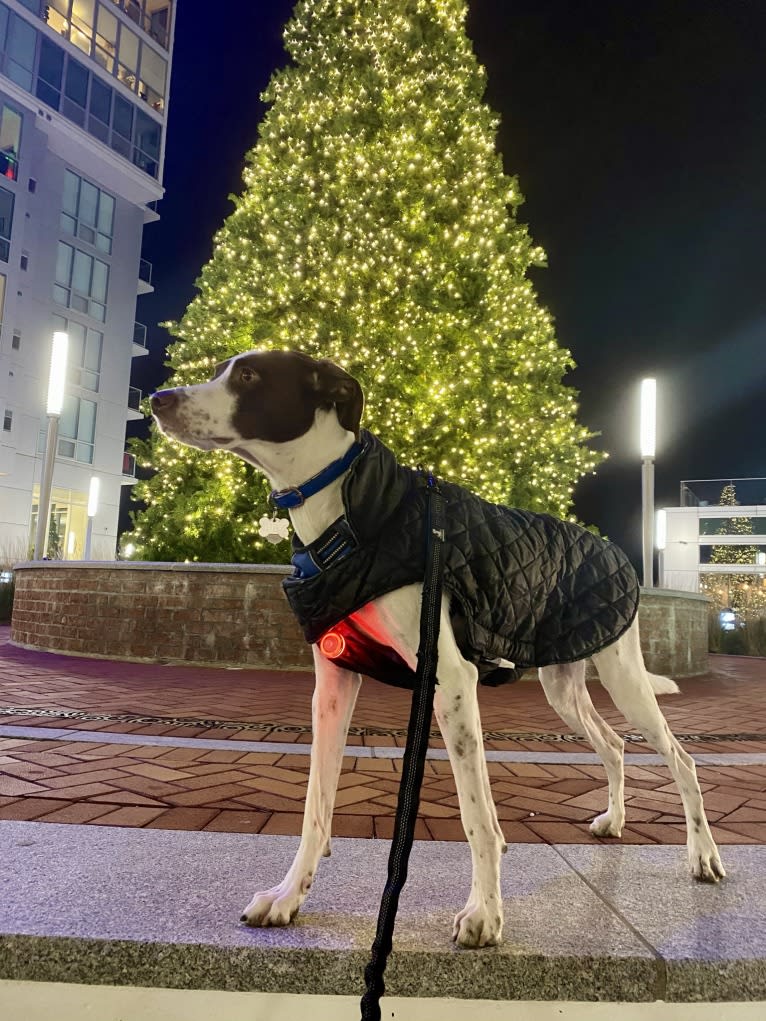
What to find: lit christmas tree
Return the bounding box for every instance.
[702,483,763,615]
[128,0,604,563]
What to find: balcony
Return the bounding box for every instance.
[144,200,161,224]
[121,450,137,484]
[127,386,143,421]
[137,258,154,295]
[132,321,148,357]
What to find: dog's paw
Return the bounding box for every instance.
[589,811,624,838]
[452,902,503,948]
[689,842,726,883]
[240,884,304,927]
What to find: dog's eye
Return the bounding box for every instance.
[239,367,258,384]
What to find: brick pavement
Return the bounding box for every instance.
[2,625,765,843]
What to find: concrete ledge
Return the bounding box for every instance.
[1,822,764,1002]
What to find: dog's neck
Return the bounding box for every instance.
[233,410,356,545]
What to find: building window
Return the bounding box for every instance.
[0,187,14,263]
[134,110,160,177]
[61,170,115,254]
[54,241,109,322]
[0,105,21,181]
[45,1,70,39]
[5,11,36,91]
[137,38,166,110]
[12,332,20,350]
[0,273,5,323]
[88,76,111,143]
[38,396,96,464]
[29,484,90,560]
[59,394,96,462]
[70,0,96,58]
[116,23,139,90]
[94,4,117,74]
[37,37,64,110]
[20,251,28,270]
[63,57,89,128]
[2,408,11,432]
[111,94,133,159]
[53,313,103,391]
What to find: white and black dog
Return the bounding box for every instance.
[151,348,724,948]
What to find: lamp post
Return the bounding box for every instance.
[34,332,69,559]
[640,377,656,588]
[84,476,100,560]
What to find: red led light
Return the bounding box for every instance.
[319,630,346,659]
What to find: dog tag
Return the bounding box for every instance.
[258,514,290,545]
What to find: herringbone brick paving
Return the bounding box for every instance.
[2,626,765,843]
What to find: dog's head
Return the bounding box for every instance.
[150,350,364,453]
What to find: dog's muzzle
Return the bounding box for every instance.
[150,389,183,417]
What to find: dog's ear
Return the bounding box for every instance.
[312,360,364,439]
[211,358,232,381]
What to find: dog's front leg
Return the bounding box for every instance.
[241,648,361,926]
[434,619,506,948]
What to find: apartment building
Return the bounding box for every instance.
[0,0,174,559]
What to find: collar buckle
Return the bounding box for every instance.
[271,486,305,509]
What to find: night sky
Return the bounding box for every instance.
[129,0,766,565]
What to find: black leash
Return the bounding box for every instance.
[360,473,446,1021]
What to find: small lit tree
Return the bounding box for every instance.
[128,0,604,562]
[701,483,764,615]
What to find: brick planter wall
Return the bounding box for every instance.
[10,562,710,677]
[10,562,313,671]
[632,587,710,678]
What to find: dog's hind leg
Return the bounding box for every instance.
[433,611,506,948]
[241,649,361,926]
[592,619,725,882]
[539,660,626,837]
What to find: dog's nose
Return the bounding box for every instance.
[150,390,179,413]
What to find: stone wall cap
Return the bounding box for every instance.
[639,587,711,604]
[12,560,294,576]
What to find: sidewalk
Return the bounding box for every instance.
[2,626,765,845]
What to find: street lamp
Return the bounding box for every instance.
[640,377,656,588]
[33,331,69,559]
[84,476,100,560]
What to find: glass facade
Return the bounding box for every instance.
[0,1,163,178]
[44,0,167,109]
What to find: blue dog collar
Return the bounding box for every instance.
[270,441,364,509]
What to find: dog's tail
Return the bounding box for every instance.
[648,672,681,696]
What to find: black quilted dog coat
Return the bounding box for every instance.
[283,431,639,682]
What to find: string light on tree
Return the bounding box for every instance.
[128,0,605,563]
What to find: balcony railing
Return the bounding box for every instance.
[681,478,766,508]
[133,321,147,348]
[138,258,153,286]
[128,386,142,411]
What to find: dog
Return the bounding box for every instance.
[151,348,725,949]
